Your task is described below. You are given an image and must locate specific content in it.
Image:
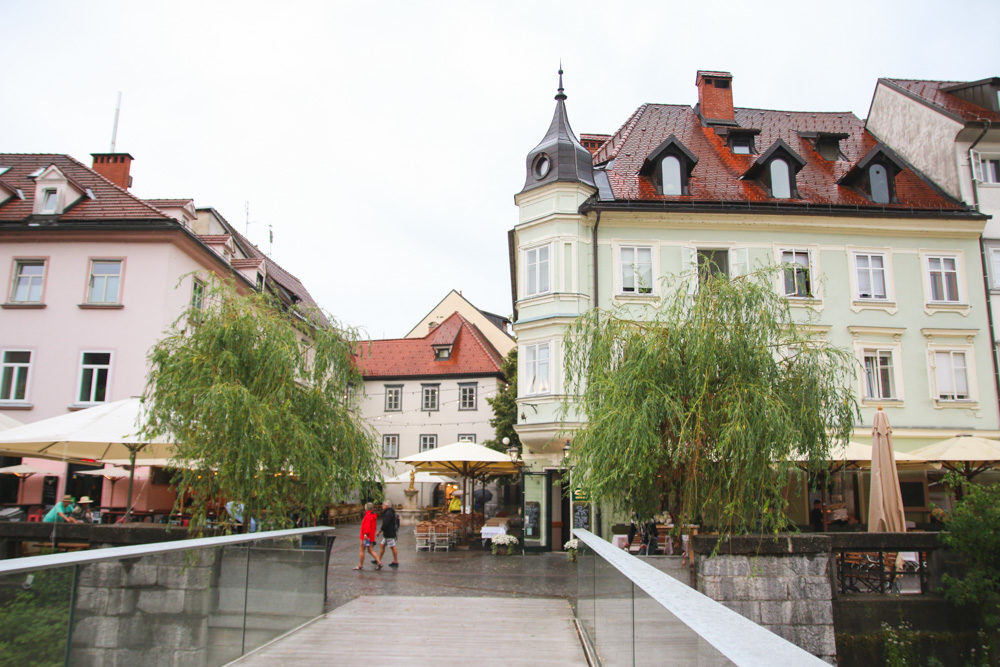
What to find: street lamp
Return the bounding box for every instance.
[504,436,521,464]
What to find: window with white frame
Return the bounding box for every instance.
[384,385,402,412]
[382,434,399,459]
[78,352,111,404]
[523,342,550,395]
[0,350,31,402]
[87,260,123,304]
[770,159,792,199]
[421,384,439,411]
[990,248,1000,289]
[855,253,888,300]
[458,383,477,410]
[524,245,551,297]
[620,246,653,294]
[976,154,1000,184]
[927,256,960,302]
[419,434,437,452]
[9,259,45,303]
[933,350,969,401]
[191,278,206,311]
[781,250,812,297]
[862,349,896,400]
[40,188,58,213]
[457,434,476,443]
[661,156,682,195]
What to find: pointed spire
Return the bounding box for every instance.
[556,62,566,101]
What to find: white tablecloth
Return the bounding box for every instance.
[612,534,629,549]
[481,525,508,539]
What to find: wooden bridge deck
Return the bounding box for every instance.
[233,595,588,666]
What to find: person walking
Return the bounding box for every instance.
[374,501,400,568]
[355,502,382,570]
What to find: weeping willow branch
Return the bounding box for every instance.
[562,267,858,538]
[142,279,382,534]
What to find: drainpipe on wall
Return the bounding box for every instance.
[591,210,601,310]
[968,120,1000,423]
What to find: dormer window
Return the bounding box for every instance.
[433,345,452,361]
[838,144,906,205]
[40,189,58,213]
[770,159,791,199]
[640,135,698,196]
[721,128,760,155]
[731,137,753,155]
[741,139,805,200]
[799,132,848,161]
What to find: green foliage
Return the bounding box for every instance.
[881,620,917,667]
[483,348,519,454]
[143,280,382,533]
[938,476,1000,643]
[0,568,73,667]
[562,267,857,537]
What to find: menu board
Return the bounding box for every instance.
[573,502,591,531]
[524,501,541,539]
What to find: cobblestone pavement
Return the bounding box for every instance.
[325,523,577,612]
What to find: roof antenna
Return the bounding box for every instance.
[556,61,566,101]
[245,201,250,235]
[109,91,122,152]
[268,224,274,255]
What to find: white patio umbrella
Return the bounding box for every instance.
[75,466,132,479]
[384,471,456,485]
[0,398,174,520]
[909,434,1000,481]
[399,442,520,515]
[0,414,22,431]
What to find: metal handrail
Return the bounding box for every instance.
[0,526,335,576]
[574,528,826,666]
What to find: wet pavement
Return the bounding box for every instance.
[325,522,578,612]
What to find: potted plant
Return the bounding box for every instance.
[564,538,579,561]
[491,534,518,555]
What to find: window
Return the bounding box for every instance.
[0,350,31,402]
[191,278,206,311]
[661,156,682,195]
[524,245,551,297]
[87,260,122,304]
[697,249,729,282]
[731,137,752,155]
[382,434,399,459]
[255,274,264,291]
[434,346,451,360]
[855,253,887,300]
[384,385,402,412]
[934,351,969,401]
[40,189,58,213]
[524,342,550,395]
[9,260,45,303]
[991,248,1000,289]
[459,383,477,410]
[781,250,811,297]
[770,159,791,199]
[869,164,890,203]
[419,434,437,452]
[863,349,896,400]
[457,434,476,443]
[977,155,1000,184]
[421,384,439,411]
[78,352,111,404]
[927,256,960,302]
[620,246,653,294]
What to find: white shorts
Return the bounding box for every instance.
[382,537,397,547]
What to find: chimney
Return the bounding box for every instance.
[91,153,134,190]
[695,71,735,125]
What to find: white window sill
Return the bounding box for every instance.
[78,303,124,310]
[933,399,979,410]
[68,402,106,411]
[0,402,33,410]
[614,293,658,301]
[1,302,46,309]
[851,299,897,314]
[924,302,970,316]
[861,399,903,408]
[786,296,823,310]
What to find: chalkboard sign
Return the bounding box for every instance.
[524,501,541,539]
[573,502,591,531]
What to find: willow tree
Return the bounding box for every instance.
[143,281,381,533]
[562,268,858,537]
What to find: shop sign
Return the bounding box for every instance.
[572,488,590,502]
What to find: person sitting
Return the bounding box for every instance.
[448,494,462,514]
[43,495,77,523]
[810,499,826,532]
[70,496,95,523]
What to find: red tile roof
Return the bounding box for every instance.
[590,105,965,211]
[0,154,172,222]
[144,198,193,208]
[356,312,504,379]
[882,78,1000,124]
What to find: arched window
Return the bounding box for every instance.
[770,158,791,199]
[661,155,682,195]
[869,164,890,203]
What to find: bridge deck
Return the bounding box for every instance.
[234,595,588,666]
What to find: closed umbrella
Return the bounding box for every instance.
[868,408,906,533]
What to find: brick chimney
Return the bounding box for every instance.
[91,153,134,189]
[695,71,735,124]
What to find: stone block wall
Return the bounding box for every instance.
[693,536,836,664]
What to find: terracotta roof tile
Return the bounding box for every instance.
[883,78,1000,124]
[356,312,504,378]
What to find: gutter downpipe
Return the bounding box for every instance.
[591,210,601,310]
[968,120,1000,422]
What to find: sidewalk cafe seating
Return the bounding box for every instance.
[837,551,922,594]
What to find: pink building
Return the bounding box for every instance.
[0,153,322,517]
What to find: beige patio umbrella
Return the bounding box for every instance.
[793,441,919,471]
[384,471,456,484]
[399,442,520,514]
[868,408,907,533]
[0,414,22,431]
[0,398,174,520]
[0,463,47,477]
[908,434,1000,482]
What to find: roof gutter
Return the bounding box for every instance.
[578,198,985,220]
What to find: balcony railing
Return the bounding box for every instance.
[0,526,335,666]
[573,529,825,666]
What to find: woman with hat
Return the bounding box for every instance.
[71,496,95,523]
[43,495,78,523]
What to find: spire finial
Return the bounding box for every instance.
[555,61,566,101]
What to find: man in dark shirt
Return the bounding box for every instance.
[375,502,400,568]
[810,499,825,532]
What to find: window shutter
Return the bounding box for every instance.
[730,248,749,277]
[971,150,982,182]
[682,246,698,294]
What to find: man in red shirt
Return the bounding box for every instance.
[355,502,382,570]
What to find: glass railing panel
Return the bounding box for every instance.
[632,583,730,666]
[576,541,596,648]
[0,566,74,666]
[593,553,634,666]
[207,544,250,665]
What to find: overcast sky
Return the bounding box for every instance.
[3,1,999,338]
